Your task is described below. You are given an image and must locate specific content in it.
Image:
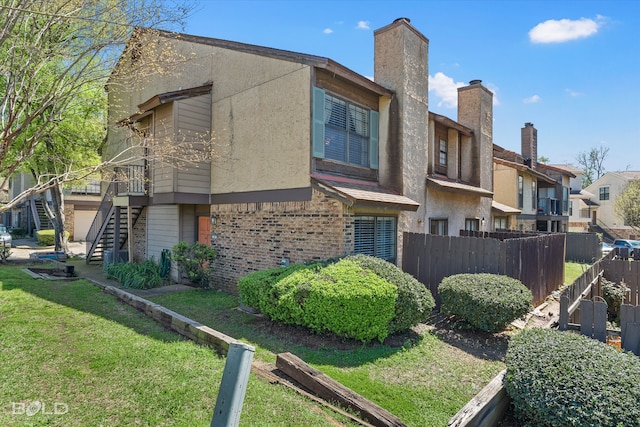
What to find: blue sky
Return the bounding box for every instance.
[184,0,639,172]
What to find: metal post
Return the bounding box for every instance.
[211,342,255,427]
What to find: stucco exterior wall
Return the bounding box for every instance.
[426,190,490,233]
[493,163,518,210]
[209,189,352,294]
[108,33,313,196]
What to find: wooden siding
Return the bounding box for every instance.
[151,104,175,194]
[175,95,212,194]
[180,204,196,242]
[146,205,179,262]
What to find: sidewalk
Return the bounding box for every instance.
[10,238,193,298]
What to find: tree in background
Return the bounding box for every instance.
[0,0,195,251]
[615,179,640,232]
[576,146,609,187]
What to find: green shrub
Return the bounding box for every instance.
[505,328,640,426]
[601,277,629,322]
[345,254,435,333]
[171,242,217,289]
[238,263,317,313]
[105,260,164,289]
[239,259,397,342]
[439,273,532,332]
[35,229,70,246]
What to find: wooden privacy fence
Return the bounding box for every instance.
[402,232,565,308]
[565,232,600,263]
[559,253,640,356]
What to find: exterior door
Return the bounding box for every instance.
[198,216,211,245]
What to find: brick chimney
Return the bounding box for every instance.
[374,18,429,233]
[521,122,537,169]
[457,80,493,191]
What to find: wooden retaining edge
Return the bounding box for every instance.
[86,279,236,355]
[447,370,509,427]
[88,280,400,426]
[277,352,407,427]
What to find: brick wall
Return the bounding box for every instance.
[64,204,75,240]
[210,189,353,294]
[131,209,147,263]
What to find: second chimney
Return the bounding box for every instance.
[521,122,537,169]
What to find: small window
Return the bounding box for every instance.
[531,181,537,210]
[465,218,479,231]
[430,218,448,236]
[599,186,609,201]
[518,175,524,209]
[354,216,396,262]
[494,217,507,230]
[439,139,448,166]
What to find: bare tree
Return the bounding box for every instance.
[576,146,609,187]
[0,0,198,250]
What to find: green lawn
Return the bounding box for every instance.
[149,291,505,427]
[0,266,355,426]
[564,261,592,287]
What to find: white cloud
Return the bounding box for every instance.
[323,28,333,34]
[565,88,583,97]
[529,17,603,43]
[523,95,541,104]
[428,72,465,108]
[356,21,370,30]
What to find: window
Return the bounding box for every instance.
[430,218,448,236]
[354,216,396,262]
[563,186,569,212]
[494,217,507,230]
[518,175,524,209]
[311,86,380,170]
[531,181,537,210]
[599,186,609,201]
[439,139,448,166]
[465,218,479,231]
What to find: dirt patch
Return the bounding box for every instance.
[240,308,509,361]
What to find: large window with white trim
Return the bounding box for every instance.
[354,216,396,262]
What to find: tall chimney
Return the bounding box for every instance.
[457,80,493,191]
[521,122,537,169]
[374,18,429,234]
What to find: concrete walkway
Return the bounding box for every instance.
[10,238,194,298]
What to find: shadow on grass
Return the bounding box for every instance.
[0,265,184,343]
[148,289,424,367]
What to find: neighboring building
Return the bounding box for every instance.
[98,18,495,293]
[549,164,598,232]
[2,172,100,240]
[493,123,573,232]
[584,171,640,240]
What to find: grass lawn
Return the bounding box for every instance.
[0,266,356,426]
[564,261,592,287]
[148,291,506,427]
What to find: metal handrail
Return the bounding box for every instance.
[85,181,116,257]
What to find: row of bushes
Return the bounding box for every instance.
[238,255,435,342]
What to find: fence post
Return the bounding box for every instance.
[559,294,569,331]
[211,342,255,427]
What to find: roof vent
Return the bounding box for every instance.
[393,17,411,24]
[469,79,482,86]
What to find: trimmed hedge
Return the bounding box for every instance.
[439,273,532,332]
[345,254,435,334]
[238,259,399,342]
[505,328,640,426]
[36,229,70,246]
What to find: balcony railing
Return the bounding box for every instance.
[115,165,147,196]
[537,197,562,216]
